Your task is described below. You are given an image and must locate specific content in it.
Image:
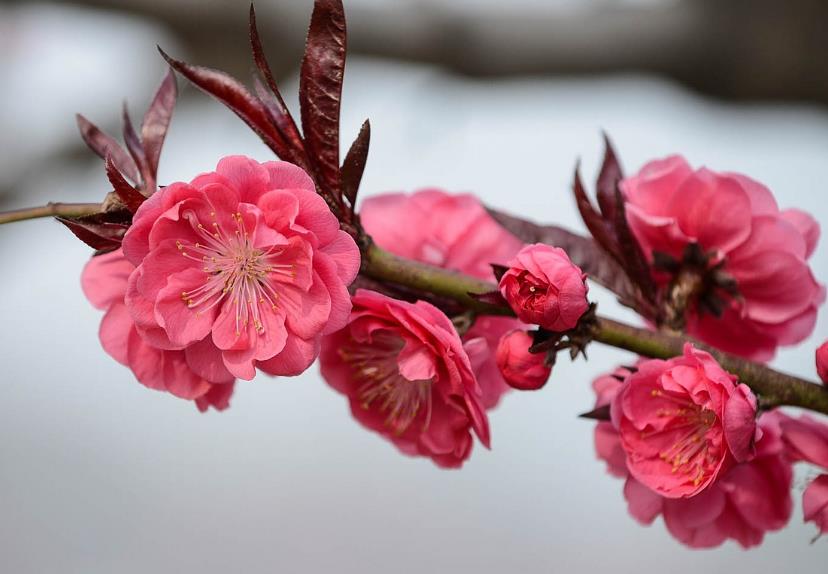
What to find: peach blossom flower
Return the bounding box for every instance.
[817,342,828,384]
[498,243,589,332]
[121,156,360,380]
[360,190,524,408]
[611,344,758,498]
[779,414,828,538]
[593,369,792,549]
[82,249,235,411]
[622,156,825,361]
[495,330,551,390]
[320,290,489,468]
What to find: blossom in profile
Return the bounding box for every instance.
[778,414,828,538]
[319,290,490,468]
[121,156,360,380]
[82,249,235,411]
[611,344,758,498]
[495,330,551,390]
[593,367,792,549]
[498,243,589,332]
[622,156,825,361]
[360,189,524,408]
[817,341,828,384]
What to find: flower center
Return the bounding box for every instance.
[176,210,293,336]
[650,389,720,487]
[339,332,433,435]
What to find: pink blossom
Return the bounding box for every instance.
[499,243,589,332]
[611,344,759,498]
[121,156,360,381]
[778,414,828,538]
[817,342,828,384]
[82,249,235,411]
[319,289,489,468]
[622,156,825,361]
[360,190,524,408]
[593,370,792,549]
[495,329,552,390]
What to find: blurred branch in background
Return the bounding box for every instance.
[3,0,827,210]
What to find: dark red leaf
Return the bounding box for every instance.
[76,114,139,184]
[141,68,177,185]
[579,404,610,421]
[596,133,623,220]
[299,0,347,197]
[490,263,509,283]
[57,217,127,252]
[158,47,290,159]
[122,103,151,188]
[573,165,619,259]
[341,119,370,208]
[252,78,309,169]
[249,5,305,154]
[105,156,146,212]
[612,187,657,303]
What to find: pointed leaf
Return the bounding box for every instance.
[122,103,151,188]
[57,217,127,252]
[573,165,619,260]
[341,119,370,207]
[252,78,309,169]
[612,187,656,302]
[579,404,611,421]
[596,133,623,220]
[299,0,347,197]
[490,263,509,283]
[249,5,304,153]
[468,290,508,308]
[76,114,139,183]
[141,68,177,183]
[158,47,291,159]
[105,156,146,212]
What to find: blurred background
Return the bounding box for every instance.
[1,1,827,572]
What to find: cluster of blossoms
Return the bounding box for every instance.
[79,147,828,547]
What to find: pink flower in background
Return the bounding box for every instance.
[319,290,490,468]
[360,190,524,408]
[593,369,792,549]
[622,156,825,361]
[611,344,758,498]
[499,243,589,332]
[817,342,828,384]
[122,156,360,381]
[779,414,828,538]
[82,249,235,411]
[495,330,551,390]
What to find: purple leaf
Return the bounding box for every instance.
[490,263,509,283]
[76,114,139,184]
[141,68,177,185]
[596,133,623,220]
[158,47,291,159]
[57,216,127,252]
[249,5,305,155]
[612,187,657,302]
[573,165,619,259]
[299,0,347,198]
[341,119,370,207]
[579,404,611,421]
[122,103,151,189]
[105,156,146,213]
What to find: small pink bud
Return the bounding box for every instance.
[498,243,589,332]
[817,341,828,384]
[495,330,551,391]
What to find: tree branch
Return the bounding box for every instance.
[0,203,103,225]
[361,243,828,416]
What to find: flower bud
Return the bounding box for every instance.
[817,341,828,384]
[495,330,551,390]
[498,244,588,332]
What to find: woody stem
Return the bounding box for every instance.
[0,202,103,225]
[361,243,828,416]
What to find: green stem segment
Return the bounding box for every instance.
[0,203,102,225]
[362,243,828,416]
